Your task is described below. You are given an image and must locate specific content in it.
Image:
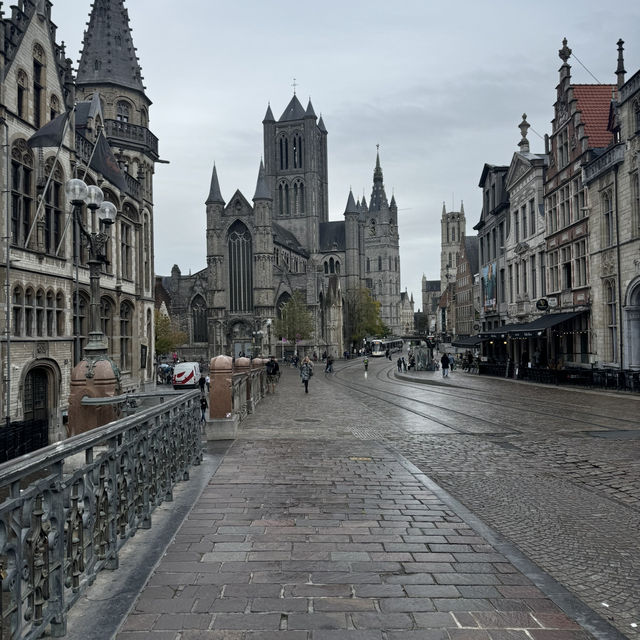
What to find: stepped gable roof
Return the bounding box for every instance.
[272,223,309,257]
[319,221,346,251]
[77,0,146,93]
[463,236,479,274]
[279,94,307,122]
[573,84,615,148]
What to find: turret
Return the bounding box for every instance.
[344,190,360,292]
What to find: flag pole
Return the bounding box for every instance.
[24,111,72,248]
[55,126,104,257]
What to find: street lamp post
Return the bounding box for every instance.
[66,178,119,436]
[65,178,117,360]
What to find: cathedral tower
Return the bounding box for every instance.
[262,94,328,253]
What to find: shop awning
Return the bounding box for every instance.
[478,311,586,339]
[506,311,586,337]
[451,335,483,347]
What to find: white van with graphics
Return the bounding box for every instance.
[172,362,201,390]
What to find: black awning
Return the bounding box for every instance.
[451,335,483,347]
[506,311,586,336]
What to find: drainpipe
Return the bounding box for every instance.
[1,117,10,427]
[614,164,623,369]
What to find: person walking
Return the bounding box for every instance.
[440,352,450,378]
[325,355,334,374]
[402,357,407,372]
[205,374,210,392]
[265,356,280,394]
[198,374,206,394]
[199,395,208,423]
[300,356,314,393]
[397,357,402,372]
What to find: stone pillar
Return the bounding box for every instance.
[68,359,121,436]
[209,355,233,419]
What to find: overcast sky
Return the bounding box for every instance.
[53,1,640,310]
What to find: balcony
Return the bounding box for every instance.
[103,119,159,160]
[582,143,624,184]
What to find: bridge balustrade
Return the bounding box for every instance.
[0,390,201,640]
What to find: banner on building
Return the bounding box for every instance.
[482,261,497,311]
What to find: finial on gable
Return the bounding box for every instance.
[518,113,530,153]
[559,38,572,64]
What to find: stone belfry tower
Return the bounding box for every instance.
[262,92,328,253]
[440,202,466,292]
[364,149,401,333]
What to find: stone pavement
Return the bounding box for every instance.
[104,365,625,639]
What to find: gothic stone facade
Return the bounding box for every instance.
[158,95,404,359]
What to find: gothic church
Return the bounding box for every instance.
[157,94,405,359]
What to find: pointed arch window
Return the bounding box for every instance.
[116,101,130,123]
[33,45,45,129]
[120,301,133,371]
[279,136,289,170]
[17,70,27,118]
[50,95,60,121]
[192,295,207,342]
[228,221,253,313]
[602,190,614,247]
[46,291,55,336]
[378,256,382,271]
[329,257,335,274]
[12,286,23,337]
[279,182,290,216]
[43,159,63,255]
[36,289,45,337]
[56,291,65,336]
[292,134,304,169]
[605,280,618,363]
[11,141,34,247]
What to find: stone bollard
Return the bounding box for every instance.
[209,355,233,419]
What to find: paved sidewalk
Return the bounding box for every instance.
[114,367,618,640]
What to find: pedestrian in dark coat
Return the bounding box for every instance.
[440,353,450,378]
[200,396,208,423]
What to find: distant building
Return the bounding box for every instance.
[421,276,440,333]
[455,237,479,338]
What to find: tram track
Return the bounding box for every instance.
[329,359,639,434]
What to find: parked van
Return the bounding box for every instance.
[172,362,201,390]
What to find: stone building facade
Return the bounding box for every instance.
[158,96,405,359]
[0,0,157,443]
[584,40,640,370]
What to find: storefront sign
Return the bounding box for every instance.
[536,298,549,311]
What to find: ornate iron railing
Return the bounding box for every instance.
[0,390,201,639]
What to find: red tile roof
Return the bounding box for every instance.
[573,84,615,149]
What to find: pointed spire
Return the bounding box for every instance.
[263,103,275,123]
[279,94,306,121]
[460,200,465,215]
[253,160,271,201]
[360,193,368,213]
[518,113,530,153]
[318,115,327,133]
[344,190,359,215]
[616,39,626,89]
[206,164,225,205]
[305,98,317,119]
[390,194,397,208]
[77,0,146,92]
[369,145,389,212]
[442,202,446,215]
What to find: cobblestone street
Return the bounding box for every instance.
[81,358,637,640]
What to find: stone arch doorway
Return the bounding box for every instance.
[21,360,61,447]
[624,278,640,369]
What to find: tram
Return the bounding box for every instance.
[370,338,404,357]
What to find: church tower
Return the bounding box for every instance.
[440,202,466,292]
[364,150,401,333]
[262,93,328,253]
